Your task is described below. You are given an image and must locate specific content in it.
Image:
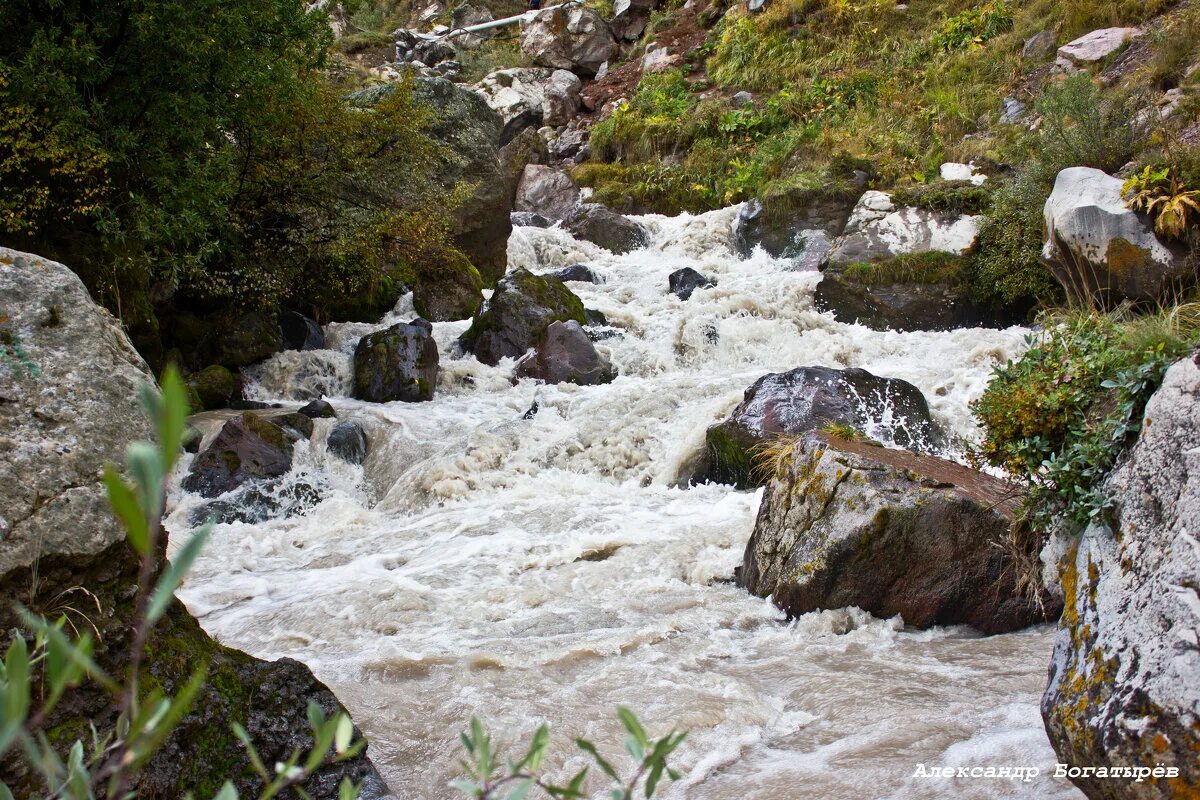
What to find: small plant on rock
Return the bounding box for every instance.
[1123,164,1200,240]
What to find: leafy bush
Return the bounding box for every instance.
[930,2,1014,51]
[892,180,993,215]
[0,0,460,335]
[1123,164,1200,240]
[973,305,1200,532]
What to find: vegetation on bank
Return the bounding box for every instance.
[973,303,1200,534]
[577,0,1200,310]
[0,0,469,363]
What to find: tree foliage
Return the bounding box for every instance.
[0,0,458,325]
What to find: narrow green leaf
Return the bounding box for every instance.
[126,441,164,522]
[213,782,239,800]
[574,739,618,780]
[506,778,534,800]
[146,524,212,626]
[156,368,189,472]
[616,708,648,749]
[334,714,354,754]
[103,467,149,555]
[449,778,480,797]
[514,724,549,773]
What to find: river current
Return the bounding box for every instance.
[168,205,1083,799]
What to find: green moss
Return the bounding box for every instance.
[841,252,966,287]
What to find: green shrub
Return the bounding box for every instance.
[930,1,1014,52]
[842,252,966,287]
[893,180,993,215]
[973,304,1200,532]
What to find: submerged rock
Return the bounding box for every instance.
[299,398,336,419]
[668,267,716,300]
[701,366,938,489]
[514,320,616,385]
[564,203,649,254]
[183,412,304,498]
[327,420,369,465]
[460,268,587,364]
[352,321,439,403]
[1042,167,1190,305]
[1042,352,1200,797]
[553,264,603,283]
[740,432,1058,634]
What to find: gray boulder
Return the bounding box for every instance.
[611,0,662,40]
[828,191,981,266]
[460,268,586,365]
[0,248,387,799]
[450,4,495,48]
[739,432,1058,635]
[565,203,649,253]
[1057,27,1141,67]
[701,366,938,489]
[327,421,369,465]
[353,321,439,403]
[1042,352,1200,797]
[473,67,552,144]
[514,320,616,385]
[543,69,583,127]
[515,164,581,222]
[410,77,511,284]
[511,211,553,228]
[1022,30,1057,61]
[1042,167,1190,305]
[0,248,155,574]
[520,5,616,78]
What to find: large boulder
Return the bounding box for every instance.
[327,420,369,465]
[473,67,553,145]
[1057,27,1141,68]
[514,320,615,385]
[281,310,326,351]
[410,77,511,284]
[739,432,1059,635]
[0,249,386,799]
[564,203,649,254]
[733,186,862,259]
[460,268,587,365]
[450,4,496,48]
[352,320,439,402]
[500,126,550,208]
[0,248,155,574]
[701,366,939,489]
[611,0,662,40]
[543,69,583,127]
[1042,167,1191,305]
[515,165,582,222]
[520,5,616,78]
[412,249,485,322]
[814,258,1011,332]
[1042,352,1200,797]
[186,364,239,411]
[182,411,311,498]
[828,191,981,266]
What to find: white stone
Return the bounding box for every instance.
[1057,27,1140,65]
[939,162,988,185]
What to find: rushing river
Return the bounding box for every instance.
[169,206,1083,799]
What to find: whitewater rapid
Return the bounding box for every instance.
[169,205,1083,799]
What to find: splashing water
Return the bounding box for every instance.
[169,206,1081,799]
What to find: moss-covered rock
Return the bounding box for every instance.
[1041,352,1200,798]
[353,320,439,402]
[182,412,303,498]
[412,250,485,322]
[739,432,1059,635]
[186,364,238,410]
[460,268,586,365]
